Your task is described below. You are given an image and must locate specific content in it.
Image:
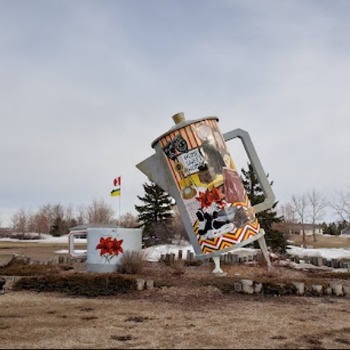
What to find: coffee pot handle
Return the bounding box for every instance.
[223,128,275,213]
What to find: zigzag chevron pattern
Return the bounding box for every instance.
[232,194,250,208]
[196,219,260,255]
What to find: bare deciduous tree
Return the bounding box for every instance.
[307,189,328,242]
[12,208,28,233]
[30,205,54,234]
[76,205,86,225]
[116,212,138,228]
[85,197,115,224]
[331,189,350,224]
[10,199,115,235]
[291,194,309,247]
[52,204,65,221]
[65,204,75,223]
[278,203,297,235]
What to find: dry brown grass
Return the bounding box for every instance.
[1,283,350,349]
[169,258,186,276]
[288,233,350,248]
[1,238,350,349]
[118,250,146,275]
[0,240,86,265]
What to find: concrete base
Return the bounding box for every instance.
[213,272,228,277]
[87,263,118,273]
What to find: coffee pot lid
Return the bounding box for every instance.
[151,112,219,148]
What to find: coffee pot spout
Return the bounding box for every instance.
[136,152,174,195]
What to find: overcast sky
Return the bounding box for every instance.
[1,0,350,226]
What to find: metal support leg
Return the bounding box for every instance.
[212,256,223,274]
[257,231,272,271]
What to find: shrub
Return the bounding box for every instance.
[0,232,41,240]
[118,250,145,275]
[170,259,185,276]
[13,272,136,297]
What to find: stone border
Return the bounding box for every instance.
[1,275,349,297]
[235,279,350,297]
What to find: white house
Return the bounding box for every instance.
[340,227,350,236]
[287,223,323,236]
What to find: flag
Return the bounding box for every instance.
[113,176,121,187]
[111,188,121,197]
[111,176,121,197]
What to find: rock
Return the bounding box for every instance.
[311,285,323,295]
[146,280,154,290]
[331,284,343,296]
[241,279,254,294]
[293,282,304,295]
[342,285,350,297]
[136,279,145,291]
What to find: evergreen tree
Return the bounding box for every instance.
[241,163,287,253]
[321,220,348,236]
[135,181,175,247]
[50,217,77,237]
[321,222,336,235]
[50,217,64,237]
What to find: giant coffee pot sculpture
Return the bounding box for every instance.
[137,113,275,273]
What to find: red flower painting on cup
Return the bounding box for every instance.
[96,236,124,263]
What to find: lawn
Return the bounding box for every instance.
[287,233,350,249]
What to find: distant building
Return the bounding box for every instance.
[273,223,323,236]
[340,227,350,236]
[291,223,323,236]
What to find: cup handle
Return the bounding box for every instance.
[68,230,87,259]
[223,128,275,213]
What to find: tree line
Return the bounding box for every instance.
[279,187,350,244]
[5,198,134,237]
[2,163,350,253]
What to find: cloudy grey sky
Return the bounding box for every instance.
[1,0,350,226]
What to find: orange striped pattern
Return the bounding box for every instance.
[159,118,223,191]
[159,125,200,190]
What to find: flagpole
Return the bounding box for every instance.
[112,176,122,223]
[119,175,121,221]
[119,191,121,221]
